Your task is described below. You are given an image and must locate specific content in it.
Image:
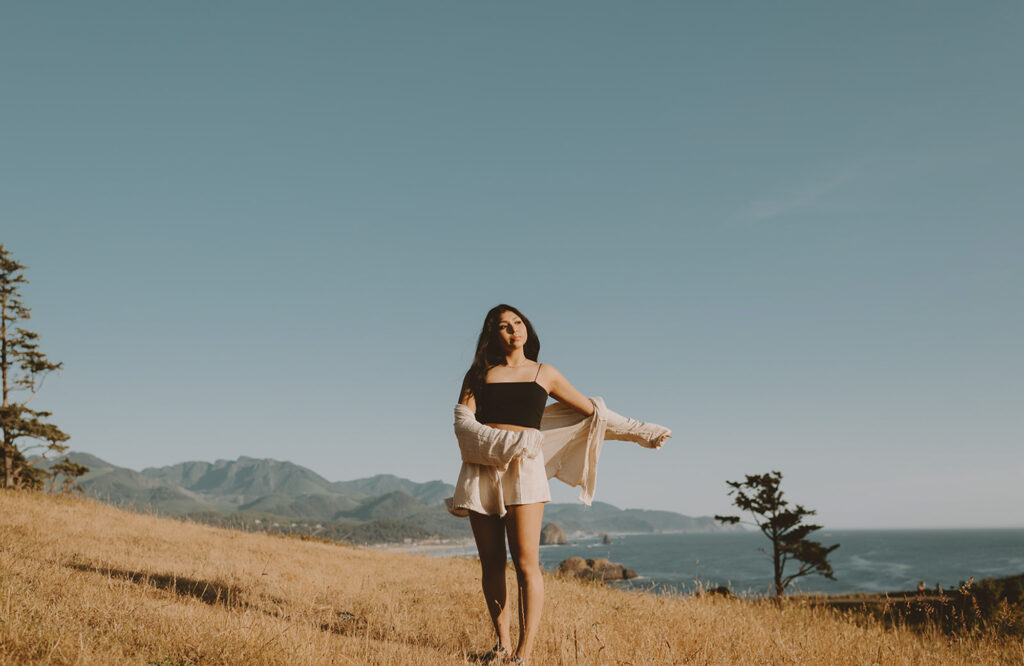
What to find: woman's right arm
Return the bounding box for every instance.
[459,378,476,412]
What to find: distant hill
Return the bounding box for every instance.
[46,452,470,540]
[141,456,347,505]
[138,457,456,508]
[332,474,454,505]
[545,501,729,534]
[42,452,221,515]
[342,491,434,522]
[46,451,731,542]
[236,493,362,520]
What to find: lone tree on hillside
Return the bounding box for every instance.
[0,245,80,489]
[715,471,839,600]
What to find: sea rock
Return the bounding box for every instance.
[540,522,568,545]
[557,556,590,577]
[589,558,638,580]
[557,556,638,581]
[600,533,612,544]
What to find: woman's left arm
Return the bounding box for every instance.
[545,364,672,447]
[544,365,595,417]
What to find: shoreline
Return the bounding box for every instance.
[366,537,1024,603]
[363,532,1024,602]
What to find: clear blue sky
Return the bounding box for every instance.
[3,2,1021,528]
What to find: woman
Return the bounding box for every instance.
[447,304,670,664]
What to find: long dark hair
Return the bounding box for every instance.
[460,304,541,403]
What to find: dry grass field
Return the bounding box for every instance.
[1,490,1021,665]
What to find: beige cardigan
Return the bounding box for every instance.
[445,397,670,517]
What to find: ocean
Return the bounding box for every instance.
[435,528,1024,596]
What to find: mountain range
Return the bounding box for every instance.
[46,452,730,542]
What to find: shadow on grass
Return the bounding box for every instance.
[65,562,366,636]
[66,562,249,608]
[64,561,483,656]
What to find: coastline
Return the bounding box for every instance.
[364,530,642,557]
[364,535,1024,615]
[371,528,1024,599]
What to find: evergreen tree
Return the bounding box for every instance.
[0,245,79,489]
[715,470,839,600]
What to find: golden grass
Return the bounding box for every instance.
[1,490,1021,665]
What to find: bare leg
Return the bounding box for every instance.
[504,502,545,661]
[469,511,511,652]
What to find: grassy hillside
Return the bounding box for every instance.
[1,490,1020,665]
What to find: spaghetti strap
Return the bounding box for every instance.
[534,363,543,381]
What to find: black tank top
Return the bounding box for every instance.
[475,363,548,429]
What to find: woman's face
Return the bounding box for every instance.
[495,310,528,352]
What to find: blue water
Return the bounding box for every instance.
[438,529,1024,596]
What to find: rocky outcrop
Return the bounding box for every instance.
[540,522,568,545]
[557,556,637,581]
[600,533,612,544]
[557,556,590,577]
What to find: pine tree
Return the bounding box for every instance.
[0,244,77,489]
[715,470,839,600]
